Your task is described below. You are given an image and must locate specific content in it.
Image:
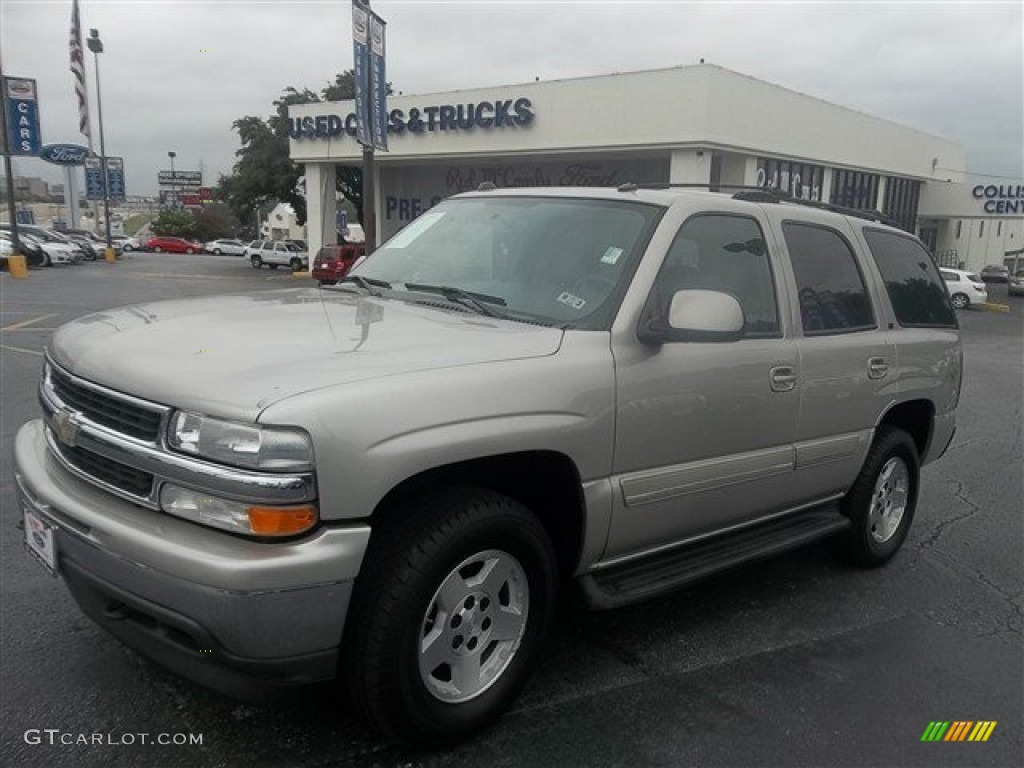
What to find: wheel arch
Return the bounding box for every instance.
[876,398,934,458]
[370,451,586,578]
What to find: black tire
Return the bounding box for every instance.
[341,487,557,745]
[213,248,222,255]
[250,255,262,269]
[154,246,163,253]
[290,257,303,272]
[123,244,133,252]
[185,248,195,254]
[951,293,969,310]
[834,427,919,567]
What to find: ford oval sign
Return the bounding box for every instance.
[39,143,90,166]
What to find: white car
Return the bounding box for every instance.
[1,228,77,266]
[112,235,140,252]
[245,239,308,270]
[940,268,988,309]
[205,239,247,256]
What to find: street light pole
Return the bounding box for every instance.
[87,29,115,262]
[168,151,176,209]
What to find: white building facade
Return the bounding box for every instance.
[289,64,1020,270]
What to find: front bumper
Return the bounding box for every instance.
[14,419,371,699]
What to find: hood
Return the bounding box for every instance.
[49,289,564,421]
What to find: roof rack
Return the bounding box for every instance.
[615,181,900,227]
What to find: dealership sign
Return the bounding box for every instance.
[39,143,89,165]
[290,97,534,141]
[158,170,202,187]
[3,76,42,156]
[972,184,1023,214]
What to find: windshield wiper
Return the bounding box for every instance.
[335,275,392,296]
[403,283,507,317]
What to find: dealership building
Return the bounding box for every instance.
[289,63,1023,272]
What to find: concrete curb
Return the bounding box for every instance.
[291,271,311,278]
[981,302,1010,313]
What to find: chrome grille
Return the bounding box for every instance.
[54,439,155,498]
[49,365,163,441]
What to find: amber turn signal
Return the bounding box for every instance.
[247,505,318,536]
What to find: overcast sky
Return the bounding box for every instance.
[3,0,1021,197]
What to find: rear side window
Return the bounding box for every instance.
[783,222,874,334]
[863,229,957,328]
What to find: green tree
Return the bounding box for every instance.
[151,209,197,238]
[218,70,389,232]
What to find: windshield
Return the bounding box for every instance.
[350,196,662,328]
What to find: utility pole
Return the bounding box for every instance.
[87,28,115,261]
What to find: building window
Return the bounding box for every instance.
[956,221,962,239]
[997,221,1003,237]
[979,221,985,237]
[830,169,881,211]
[882,176,922,233]
[756,158,824,200]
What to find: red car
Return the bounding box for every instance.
[312,244,366,285]
[145,236,203,254]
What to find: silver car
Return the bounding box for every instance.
[14,187,960,744]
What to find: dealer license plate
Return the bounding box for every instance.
[23,508,57,575]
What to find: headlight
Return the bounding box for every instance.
[160,484,317,537]
[167,411,313,471]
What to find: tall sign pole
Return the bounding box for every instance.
[353,0,387,253]
[1,57,43,259]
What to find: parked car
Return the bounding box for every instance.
[1008,270,1024,297]
[0,230,48,268]
[0,225,77,266]
[311,243,365,285]
[246,239,308,270]
[979,264,1010,283]
[940,268,988,309]
[145,236,203,254]
[63,234,100,261]
[111,235,140,252]
[15,186,962,744]
[285,239,308,252]
[205,239,247,256]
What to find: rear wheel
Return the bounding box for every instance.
[951,293,969,310]
[213,248,222,255]
[289,257,303,271]
[342,487,557,745]
[185,247,195,254]
[833,427,919,567]
[250,255,262,269]
[154,246,163,253]
[122,244,133,252]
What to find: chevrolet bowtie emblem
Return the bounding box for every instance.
[52,409,80,447]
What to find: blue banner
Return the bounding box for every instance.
[15,209,36,225]
[84,157,104,200]
[368,10,388,151]
[351,2,372,147]
[3,77,42,156]
[106,157,126,200]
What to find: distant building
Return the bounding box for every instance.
[14,176,51,200]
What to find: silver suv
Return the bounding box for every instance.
[15,186,961,744]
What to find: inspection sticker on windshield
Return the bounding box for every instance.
[386,210,446,249]
[557,292,587,310]
[600,247,623,265]
[23,508,56,574]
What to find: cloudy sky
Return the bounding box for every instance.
[3,0,1021,197]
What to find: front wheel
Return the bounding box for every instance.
[154,246,163,253]
[951,293,969,310]
[289,257,303,271]
[342,488,557,745]
[185,248,195,254]
[122,244,133,252]
[833,427,919,567]
[250,255,262,269]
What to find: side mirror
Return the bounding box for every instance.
[638,289,744,344]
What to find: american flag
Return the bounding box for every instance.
[69,0,91,140]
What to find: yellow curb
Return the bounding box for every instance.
[291,271,311,278]
[981,302,1010,313]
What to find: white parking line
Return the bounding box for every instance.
[0,344,44,357]
[1,313,58,331]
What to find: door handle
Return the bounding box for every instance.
[868,357,889,379]
[770,366,798,392]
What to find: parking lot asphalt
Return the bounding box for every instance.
[1,254,1022,767]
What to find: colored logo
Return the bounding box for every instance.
[921,721,997,742]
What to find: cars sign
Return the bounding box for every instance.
[39,143,90,166]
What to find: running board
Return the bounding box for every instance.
[579,505,850,610]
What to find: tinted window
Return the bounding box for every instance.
[655,214,780,336]
[783,223,874,334]
[864,229,957,327]
[940,270,958,282]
